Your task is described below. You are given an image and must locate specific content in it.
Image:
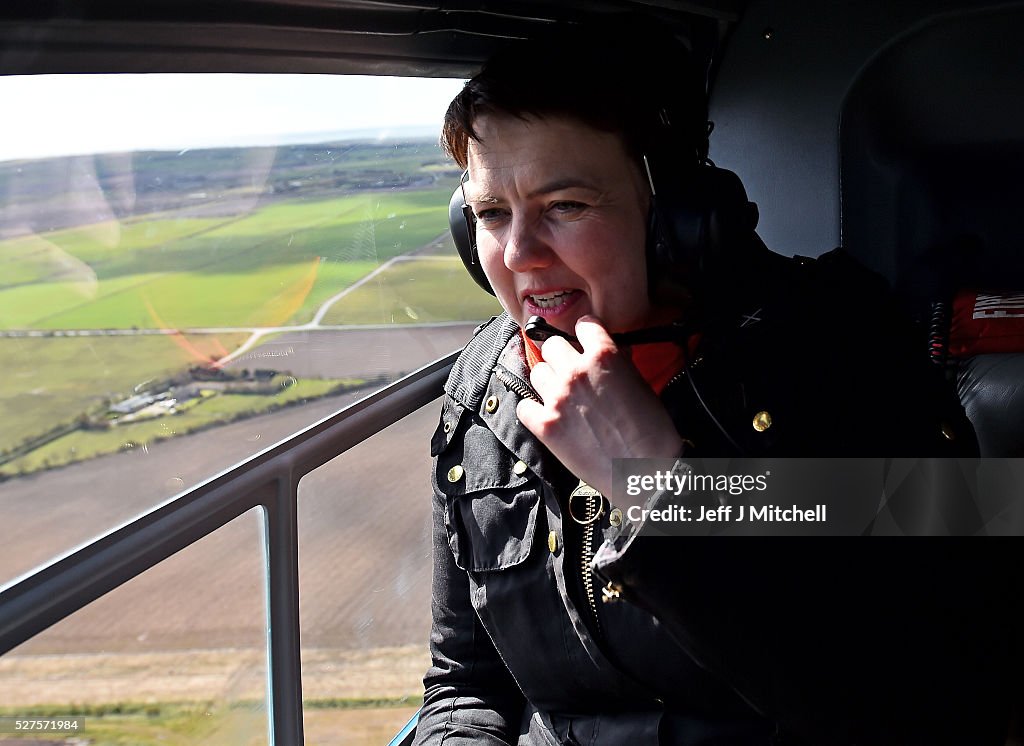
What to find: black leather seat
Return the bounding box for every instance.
[958,354,1024,456]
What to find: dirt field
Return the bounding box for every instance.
[0,324,477,739]
[221,324,476,380]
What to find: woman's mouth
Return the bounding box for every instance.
[531,290,573,308]
[524,289,582,316]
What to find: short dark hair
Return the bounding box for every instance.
[441,19,710,183]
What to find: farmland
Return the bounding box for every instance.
[0,138,463,337]
[0,375,367,477]
[321,255,502,324]
[0,333,248,451]
[0,188,452,331]
[0,137,499,475]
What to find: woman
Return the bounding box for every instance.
[413,22,975,746]
[412,24,781,745]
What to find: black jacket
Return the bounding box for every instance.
[413,245,980,746]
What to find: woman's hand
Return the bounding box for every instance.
[516,315,684,497]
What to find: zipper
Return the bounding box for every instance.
[494,364,542,403]
[662,367,688,397]
[580,493,602,635]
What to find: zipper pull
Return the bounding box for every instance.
[568,480,605,525]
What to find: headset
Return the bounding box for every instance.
[448,147,759,306]
[450,176,488,293]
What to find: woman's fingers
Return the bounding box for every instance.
[573,315,616,353]
[516,314,683,497]
[537,334,579,373]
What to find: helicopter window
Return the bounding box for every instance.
[0,72,490,580]
[0,72,494,740]
[0,508,271,743]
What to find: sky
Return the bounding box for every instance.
[0,74,467,162]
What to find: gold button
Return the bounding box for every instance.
[752,410,772,432]
[513,460,528,475]
[941,422,955,441]
[547,530,559,554]
[446,464,464,483]
[484,395,499,413]
[609,508,623,527]
[443,421,452,434]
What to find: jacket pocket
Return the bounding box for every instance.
[445,486,540,572]
[435,413,539,572]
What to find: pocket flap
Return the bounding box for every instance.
[435,420,530,495]
[446,486,539,571]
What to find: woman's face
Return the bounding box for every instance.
[464,114,659,335]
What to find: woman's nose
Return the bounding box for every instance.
[503,215,554,272]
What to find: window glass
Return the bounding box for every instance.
[297,402,438,744]
[0,508,269,745]
[0,73,498,585]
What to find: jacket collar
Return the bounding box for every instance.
[445,313,520,410]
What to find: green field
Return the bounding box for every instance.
[0,699,417,746]
[0,334,249,453]
[0,703,265,746]
[321,256,502,325]
[0,217,225,287]
[0,187,453,330]
[0,376,361,477]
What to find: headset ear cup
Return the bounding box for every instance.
[449,185,494,296]
[646,199,695,309]
[646,166,756,305]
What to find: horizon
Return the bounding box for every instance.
[0,73,466,164]
[0,125,446,168]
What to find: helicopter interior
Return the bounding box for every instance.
[1,1,1023,744]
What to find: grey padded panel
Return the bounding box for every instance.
[709,0,997,259]
[841,4,1024,314]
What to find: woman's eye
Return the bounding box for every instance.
[474,208,508,224]
[550,201,586,215]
